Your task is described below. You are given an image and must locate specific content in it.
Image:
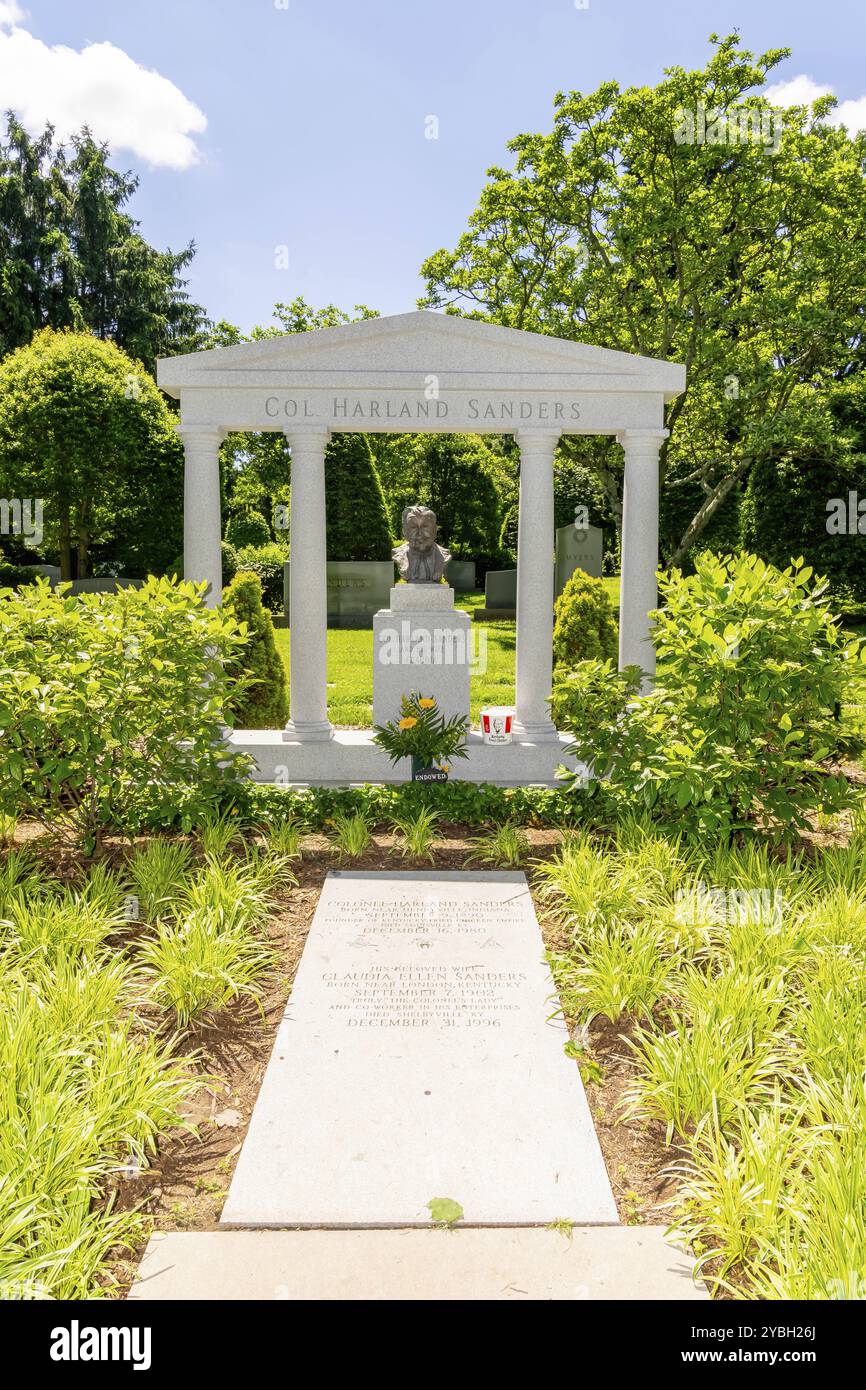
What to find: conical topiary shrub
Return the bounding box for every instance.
[552,567,618,667]
[323,434,393,559]
[223,570,289,728]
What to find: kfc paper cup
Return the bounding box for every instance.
[480,707,514,744]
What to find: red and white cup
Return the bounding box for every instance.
[480,707,514,745]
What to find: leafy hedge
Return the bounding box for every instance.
[137,778,597,833]
[0,577,250,850]
[551,553,863,842]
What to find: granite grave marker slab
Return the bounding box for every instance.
[221,871,616,1227]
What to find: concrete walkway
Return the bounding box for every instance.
[129,1227,708,1301]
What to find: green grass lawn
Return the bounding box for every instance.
[274,580,621,727]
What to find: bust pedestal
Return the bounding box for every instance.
[373,585,472,728]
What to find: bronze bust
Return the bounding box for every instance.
[392,504,451,584]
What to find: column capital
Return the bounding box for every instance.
[283,427,331,450]
[176,423,226,448]
[617,428,669,447]
[514,430,561,452]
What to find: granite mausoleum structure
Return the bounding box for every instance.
[157,311,685,785]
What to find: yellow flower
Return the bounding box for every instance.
[398,716,418,730]
[418,698,437,710]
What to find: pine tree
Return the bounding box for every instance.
[223,571,289,728]
[322,434,393,560]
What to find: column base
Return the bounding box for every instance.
[282,720,334,744]
[511,717,560,744]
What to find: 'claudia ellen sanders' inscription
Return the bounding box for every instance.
[324,964,526,1028]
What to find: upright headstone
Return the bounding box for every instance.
[221,871,617,1226]
[444,558,476,591]
[555,523,603,592]
[484,568,517,612]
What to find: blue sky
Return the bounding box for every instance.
[3,0,866,332]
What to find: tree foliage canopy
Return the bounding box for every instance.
[0,328,183,579]
[420,34,866,565]
[0,116,207,372]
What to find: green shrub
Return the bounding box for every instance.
[0,952,193,1297]
[225,507,271,550]
[324,434,393,560]
[233,541,287,613]
[0,577,250,850]
[223,571,289,728]
[551,553,864,842]
[139,907,275,1025]
[552,567,618,667]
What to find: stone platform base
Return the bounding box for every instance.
[229,729,584,787]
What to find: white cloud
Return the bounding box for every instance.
[0,3,27,27]
[765,74,866,135]
[0,18,206,169]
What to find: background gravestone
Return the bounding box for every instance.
[483,568,517,613]
[283,560,394,629]
[555,523,603,591]
[444,558,476,591]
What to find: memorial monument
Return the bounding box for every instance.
[158,309,685,782]
[373,505,471,727]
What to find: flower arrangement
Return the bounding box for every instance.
[372,693,469,778]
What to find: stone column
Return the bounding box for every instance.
[283,428,333,742]
[618,428,668,688]
[513,431,559,742]
[179,425,224,607]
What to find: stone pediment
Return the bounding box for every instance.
[158,310,685,399]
